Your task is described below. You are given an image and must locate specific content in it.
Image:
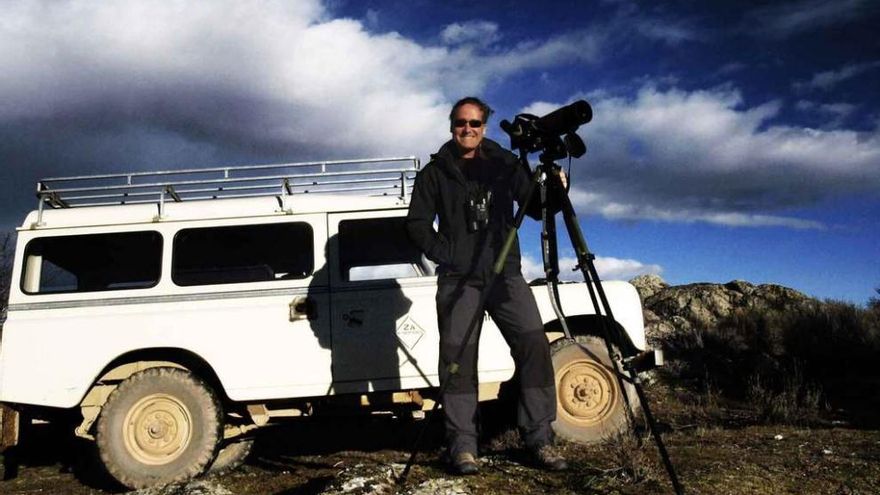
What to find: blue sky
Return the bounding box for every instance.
[1,0,878,303]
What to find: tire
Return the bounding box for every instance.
[207,438,253,474]
[95,367,222,489]
[550,336,638,444]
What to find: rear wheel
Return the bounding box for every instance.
[96,368,222,489]
[550,336,637,444]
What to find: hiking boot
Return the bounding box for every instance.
[450,452,479,475]
[530,445,568,471]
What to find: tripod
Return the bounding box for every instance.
[399,154,683,495]
[531,155,684,495]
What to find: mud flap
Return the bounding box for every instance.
[0,404,20,452]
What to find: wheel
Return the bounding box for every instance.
[207,437,253,474]
[550,336,637,444]
[95,368,222,489]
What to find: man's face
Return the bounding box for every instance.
[451,103,485,158]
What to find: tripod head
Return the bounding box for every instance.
[500,100,592,163]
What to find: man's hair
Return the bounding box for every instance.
[449,97,494,125]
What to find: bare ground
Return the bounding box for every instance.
[2,385,879,495]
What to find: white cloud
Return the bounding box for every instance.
[634,19,700,45]
[0,0,619,227]
[795,100,858,129]
[2,0,876,235]
[745,0,877,38]
[364,9,380,28]
[795,101,856,115]
[594,256,663,281]
[0,0,447,159]
[440,20,500,47]
[793,61,880,92]
[522,85,880,228]
[0,0,607,166]
[521,254,662,282]
[455,30,605,88]
[567,190,825,229]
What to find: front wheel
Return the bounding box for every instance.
[95,367,222,489]
[550,336,637,444]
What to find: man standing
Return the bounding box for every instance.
[406,97,568,475]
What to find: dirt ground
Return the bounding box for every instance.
[2,388,879,495]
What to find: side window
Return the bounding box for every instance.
[173,222,313,286]
[21,231,162,294]
[338,217,434,282]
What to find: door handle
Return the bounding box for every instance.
[289,296,317,321]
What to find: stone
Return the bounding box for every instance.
[629,274,669,301]
[636,278,819,346]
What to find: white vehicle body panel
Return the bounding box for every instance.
[326,210,518,394]
[0,195,646,409]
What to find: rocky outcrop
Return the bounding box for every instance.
[629,274,668,300]
[630,275,818,346]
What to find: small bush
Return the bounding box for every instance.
[747,368,823,424]
[600,428,659,484]
[660,300,880,425]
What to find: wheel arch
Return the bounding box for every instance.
[544,314,641,357]
[80,347,229,408]
[73,348,229,440]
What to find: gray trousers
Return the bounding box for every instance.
[436,275,556,457]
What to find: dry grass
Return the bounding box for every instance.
[747,368,823,424]
[599,427,661,485]
[659,299,880,427]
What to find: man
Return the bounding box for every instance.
[406,97,568,475]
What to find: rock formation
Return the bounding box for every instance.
[629,274,818,346]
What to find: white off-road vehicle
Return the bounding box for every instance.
[0,157,651,488]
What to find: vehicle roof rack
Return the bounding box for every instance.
[34,156,420,220]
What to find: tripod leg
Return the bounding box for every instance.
[540,183,573,341]
[547,167,684,495]
[628,368,686,494]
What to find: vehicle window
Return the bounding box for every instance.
[173,222,313,286]
[338,217,434,282]
[21,231,162,294]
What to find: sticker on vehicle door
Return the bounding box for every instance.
[396,316,425,350]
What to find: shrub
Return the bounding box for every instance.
[747,368,822,424]
[600,428,660,484]
[661,300,880,424]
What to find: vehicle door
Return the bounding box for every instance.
[166,215,333,400]
[327,210,515,395]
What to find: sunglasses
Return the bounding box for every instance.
[453,119,484,128]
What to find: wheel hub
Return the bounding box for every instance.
[557,360,617,426]
[123,394,193,465]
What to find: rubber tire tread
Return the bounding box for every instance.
[549,336,639,444]
[207,437,254,474]
[95,367,223,489]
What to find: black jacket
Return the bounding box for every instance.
[406,138,553,283]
